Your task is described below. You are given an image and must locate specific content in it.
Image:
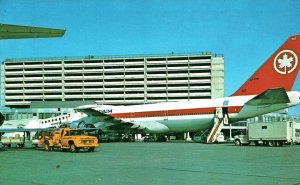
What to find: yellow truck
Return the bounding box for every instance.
[38,128,99,152]
[32,130,52,148]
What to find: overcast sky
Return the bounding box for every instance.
[0,0,299,115]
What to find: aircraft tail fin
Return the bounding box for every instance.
[232,35,300,96]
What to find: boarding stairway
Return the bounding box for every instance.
[206,108,228,144]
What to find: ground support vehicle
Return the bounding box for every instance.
[99,133,122,142]
[214,132,226,143]
[31,130,52,148]
[1,135,25,148]
[142,134,167,142]
[143,135,156,142]
[193,133,206,143]
[234,121,294,147]
[31,138,39,148]
[122,134,136,142]
[193,132,226,144]
[38,128,99,152]
[292,122,300,144]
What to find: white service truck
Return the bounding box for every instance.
[293,122,300,144]
[234,121,294,147]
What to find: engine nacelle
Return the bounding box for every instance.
[70,119,85,128]
[70,115,112,129]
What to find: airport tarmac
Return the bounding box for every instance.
[0,142,300,185]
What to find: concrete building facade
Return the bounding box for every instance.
[1,52,224,109]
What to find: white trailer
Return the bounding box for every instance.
[1,136,25,148]
[234,121,294,147]
[1,132,26,148]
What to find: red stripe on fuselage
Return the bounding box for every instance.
[109,106,243,119]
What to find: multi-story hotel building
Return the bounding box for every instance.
[1,52,224,112]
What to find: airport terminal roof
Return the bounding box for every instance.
[3,52,223,63]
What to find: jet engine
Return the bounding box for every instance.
[70,118,100,129]
[70,119,86,128]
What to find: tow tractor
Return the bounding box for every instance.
[38,128,99,152]
[32,130,52,148]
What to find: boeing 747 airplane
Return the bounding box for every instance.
[73,35,300,137]
[1,35,299,139]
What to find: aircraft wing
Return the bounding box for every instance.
[75,107,169,133]
[245,88,290,105]
[75,107,140,128]
[0,23,65,39]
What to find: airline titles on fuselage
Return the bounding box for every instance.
[98,109,113,114]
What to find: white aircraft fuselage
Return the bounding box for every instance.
[87,91,300,133]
